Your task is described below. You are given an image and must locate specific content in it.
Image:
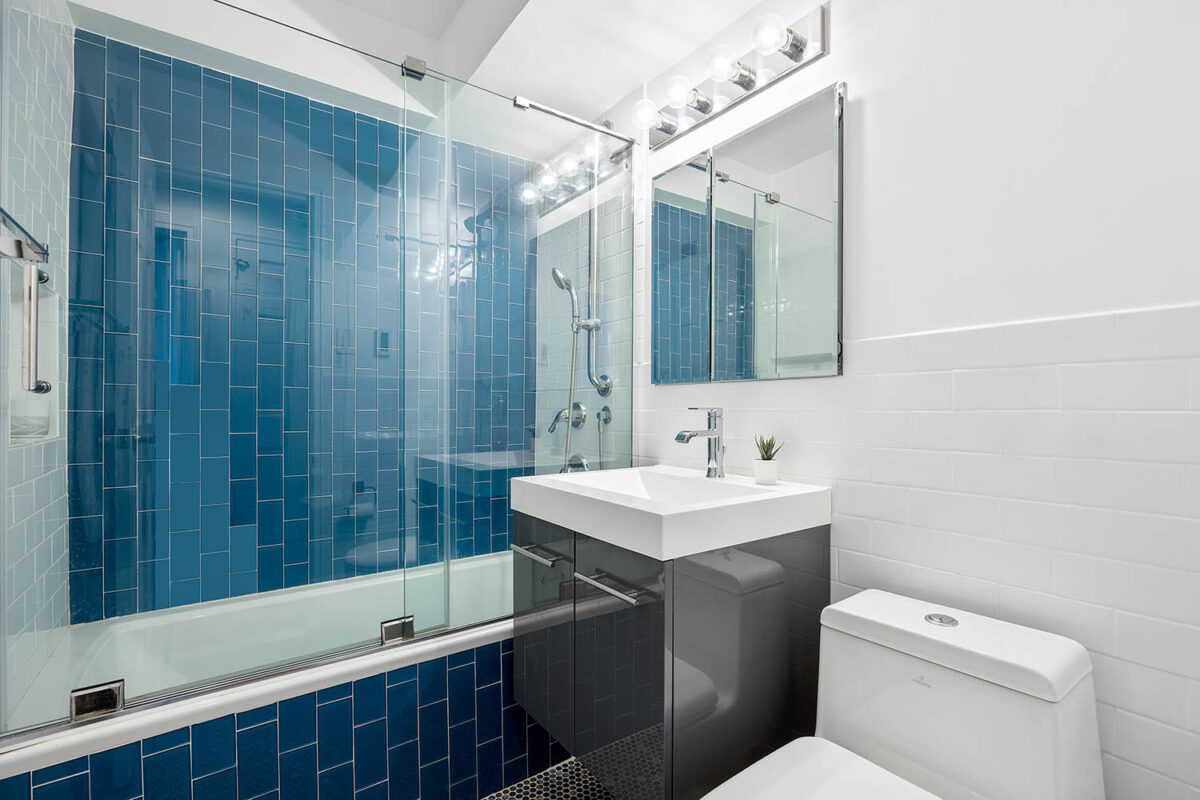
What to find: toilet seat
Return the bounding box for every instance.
[700,737,940,799]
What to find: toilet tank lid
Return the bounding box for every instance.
[821,590,1093,702]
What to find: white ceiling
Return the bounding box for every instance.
[466,0,764,126]
[275,0,764,130]
[334,0,467,38]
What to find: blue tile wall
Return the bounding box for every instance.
[651,201,753,383]
[67,31,538,622]
[651,201,708,384]
[712,220,754,382]
[0,641,561,800]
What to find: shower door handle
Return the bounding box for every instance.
[21,264,51,394]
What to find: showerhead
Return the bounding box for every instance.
[551,267,581,321]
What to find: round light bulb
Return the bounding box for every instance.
[557,152,581,177]
[537,170,558,191]
[631,97,661,130]
[753,13,790,55]
[518,183,539,205]
[581,139,600,161]
[707,44,738,82]
[664,75,693,109]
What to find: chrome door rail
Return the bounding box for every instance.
[512,96,635,144]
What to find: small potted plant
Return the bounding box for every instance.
[753,434,784,485]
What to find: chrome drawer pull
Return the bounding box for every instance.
[574,571,640,606]
[510,543,562,567]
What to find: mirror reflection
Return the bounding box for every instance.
[652,83,842,383]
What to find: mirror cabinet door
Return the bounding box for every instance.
[651,83,843,384]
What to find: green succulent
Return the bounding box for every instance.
[755,434,783,461]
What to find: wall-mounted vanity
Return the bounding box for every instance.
[509,466,831,800]
[652,83,844,384]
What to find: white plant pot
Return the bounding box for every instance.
[753,459,780,486]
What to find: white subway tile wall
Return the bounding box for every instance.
[633,172,1200,795]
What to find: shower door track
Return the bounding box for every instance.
[0,615,513,769]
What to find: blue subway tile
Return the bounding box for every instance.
[316,764,351,800]
[142,744,190,800]
[419,759,449,800]
[316,698,352,770]
[278,745,316,800]
[236,721,278,799]
[352,720,386,790]
[190,715,235,777]
[192,768,235,800]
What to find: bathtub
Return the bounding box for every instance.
[7,551,512,735]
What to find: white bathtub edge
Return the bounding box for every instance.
[0,617,513,780]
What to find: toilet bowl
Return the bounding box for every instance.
[702,590,1106,800]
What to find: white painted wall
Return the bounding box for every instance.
[629,0,1200,797]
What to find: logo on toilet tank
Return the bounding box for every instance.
[912,674,933,689]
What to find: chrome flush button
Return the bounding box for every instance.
[925,613,959,627]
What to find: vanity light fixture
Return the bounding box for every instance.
[707,44,757,91]
[632,97,679,133]
[641,4,827,150]
[518,182,540,205]
[753,13,808,61]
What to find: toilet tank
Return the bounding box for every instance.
[815,591,1105,800]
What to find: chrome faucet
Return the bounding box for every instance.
[675,406,725,478]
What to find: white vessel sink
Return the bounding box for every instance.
[510,465,831,560]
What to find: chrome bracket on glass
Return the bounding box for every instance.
[0,206,49,264]
[510,543,566,568]
[21,264,51,394]
[70,679,125,722]
[574,570,656,606]
[381,615,415,644]
[401,55,426,80]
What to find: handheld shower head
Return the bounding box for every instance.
[551,268,581,320]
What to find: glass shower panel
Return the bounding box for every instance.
[399,69,451,635]
[0,0,637,739]
[0,17,418,734]
[759,194,838,377]
[431,73,635,630]
[1,0,73,736]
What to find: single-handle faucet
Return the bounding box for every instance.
[676,407,725,478]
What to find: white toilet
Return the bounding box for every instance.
[703,590,1106,799]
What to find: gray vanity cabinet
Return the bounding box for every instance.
[513,511,830,800]
[512,513,576,751]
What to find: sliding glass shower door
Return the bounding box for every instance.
[0,0,634,740]
[399,67,636,633]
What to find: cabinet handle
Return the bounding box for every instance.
[510,544,562,567]
[573,571,640,606]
